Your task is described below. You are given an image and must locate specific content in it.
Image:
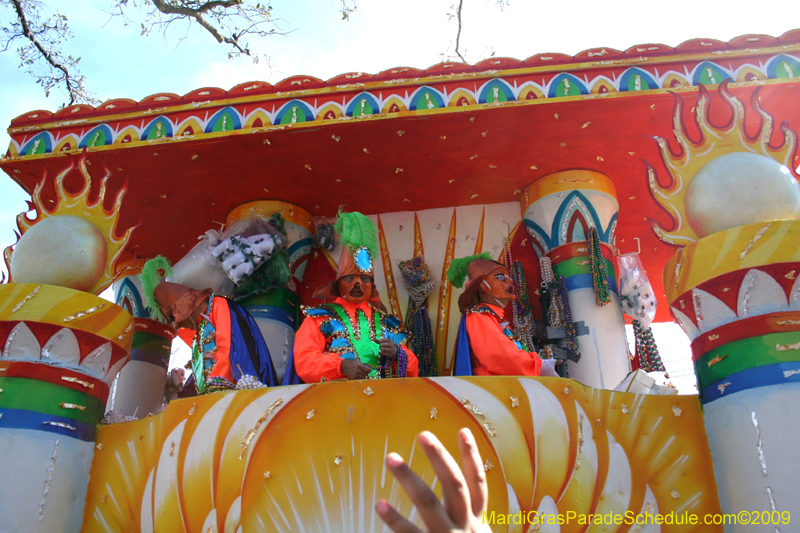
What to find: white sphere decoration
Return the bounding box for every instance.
[685,152,800,237]
[11,215,107,291]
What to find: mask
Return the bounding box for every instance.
[338,274,374,305]
[480,267,516,301]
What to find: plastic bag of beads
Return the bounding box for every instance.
[211,212,288,286]
[168,230,235,296]
[617,253,657,327]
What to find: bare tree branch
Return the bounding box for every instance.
[1,0,358,104]
[453,0,465,62]
[9,0,77,100]
[148,0,249,53]
[2,0,95,105]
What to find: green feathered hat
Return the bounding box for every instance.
[139,256,172,322]
[312,209,386,311]
[334,209,379,274]
[447,252,506,313]
[446,252,492,288]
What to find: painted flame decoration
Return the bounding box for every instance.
[5,152,136,295]
[647,81,798,247]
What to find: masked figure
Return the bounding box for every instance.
[142,257,278,394]
[288,211,419,383]
[448,253,545,377]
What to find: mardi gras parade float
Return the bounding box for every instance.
[2,27,800,533]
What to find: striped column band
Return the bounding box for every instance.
[129,317,176,369]
[0,361,108,441]
[692,311,800,404]
[547,242,619,295]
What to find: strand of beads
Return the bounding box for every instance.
[205,376,237,393]
[511,261,536,350]
[539,256,562,327]
[588,227,612,306]
[632,320,667,374]
[559,275,580,361]
[396,347,408,378]
[398,256,438,377]
[315,223,336,251]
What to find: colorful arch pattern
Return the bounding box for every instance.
[9,53,800,157]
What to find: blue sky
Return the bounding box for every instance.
[3,0,798,268]
[1,0,798,390]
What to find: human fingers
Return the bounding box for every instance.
[353,362,373,379]
[384,452,454,532]
[375,500,425,533]
[379,339,397,358]
[457,428,488,518]
[418,431,471,528]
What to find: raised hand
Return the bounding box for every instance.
[376,429,492,533]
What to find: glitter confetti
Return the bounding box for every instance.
[776,342,800,351]
[263,471,271,479]
[363,387,374,397]
[95,443,103,451]
[481,131,489,137]
[672,405,682,417]
[621,404,630,414]
[306,409,316,419]
[239,399,284,459]
[671,489,680,499]
[188,403,197,416]
[483,423,497,437]
[484,459,495,471]
[430,407,438,419]
[332,135,341,142]
[752,412,768,476]
[510,397,519,408]
[63,304,105,322]
[11,285,40,313]
[562,386,572,395]
[560,142,567,147]
[334,455,343,466]
[739,223,771,260]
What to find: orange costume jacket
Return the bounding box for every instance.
[294,297,419,382]
[458,303,542,376]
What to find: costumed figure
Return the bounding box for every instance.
[141,257,279,394]
[288,211,419,383]
[449,253,554,377]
